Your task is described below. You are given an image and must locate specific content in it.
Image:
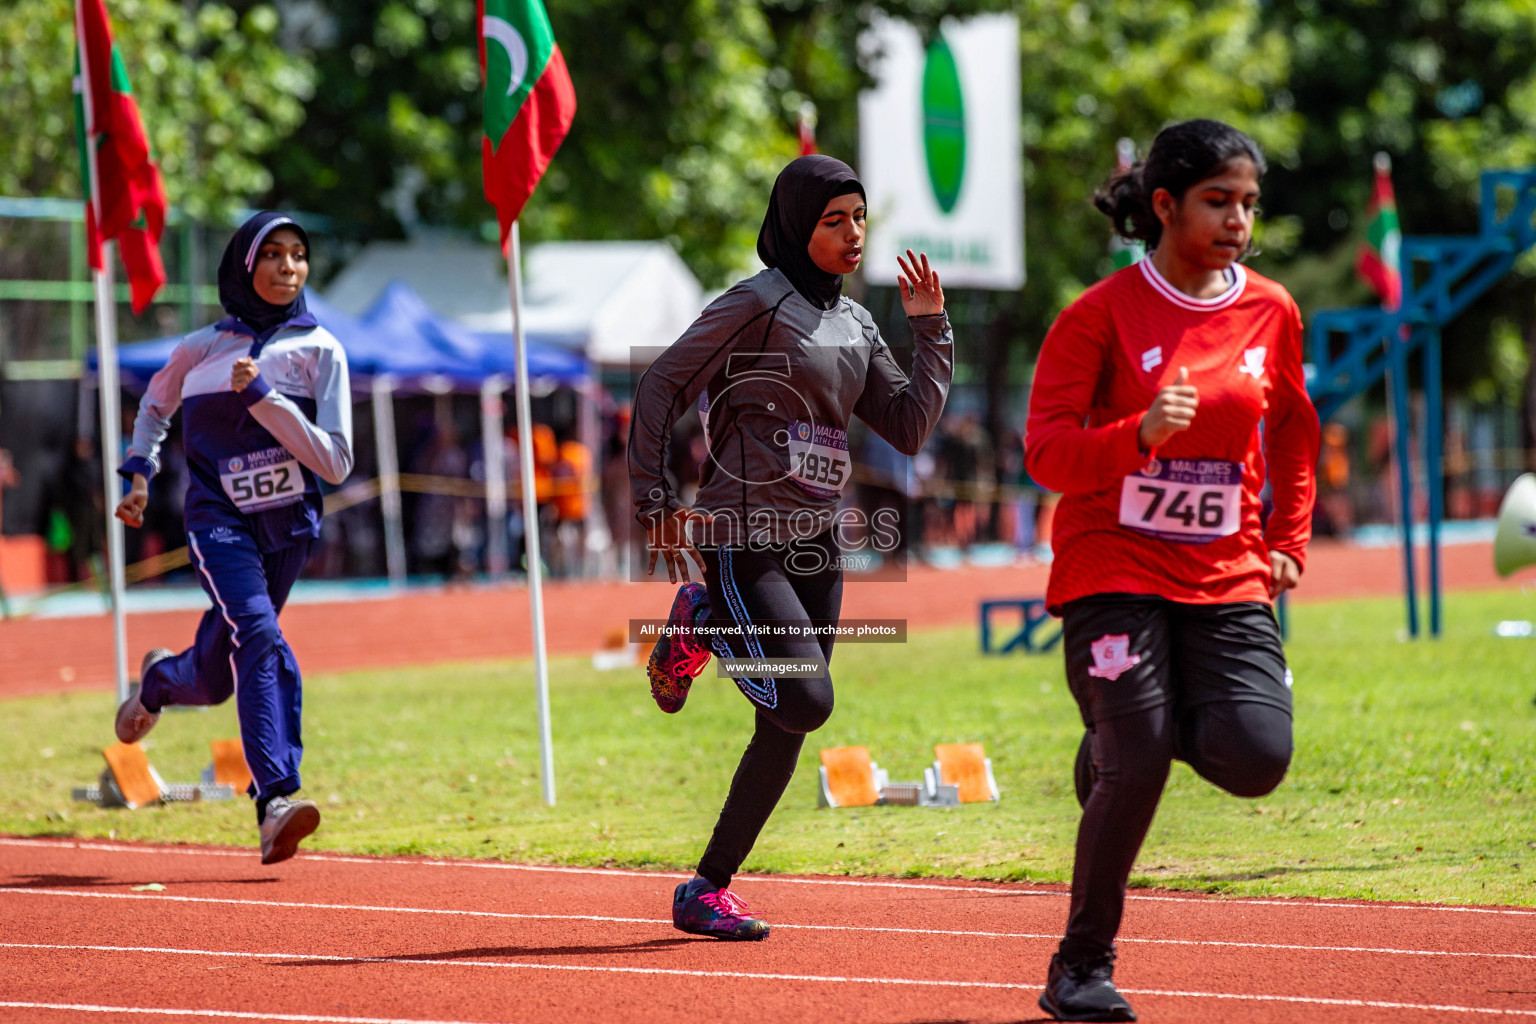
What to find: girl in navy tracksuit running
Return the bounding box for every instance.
[113,212,353,864]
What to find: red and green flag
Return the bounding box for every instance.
[478,0,576,255]
[1356,152,1402,311]
[74,0,167,314]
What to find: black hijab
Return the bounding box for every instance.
[756,155,864,311]
[216,211,315,343]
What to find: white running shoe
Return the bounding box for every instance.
[259,795,321,865]
[113,648,173,744]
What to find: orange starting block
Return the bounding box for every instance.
[930,743,1000,803]
[205,738,252,793]
[73,739,242,808]
[99,743,167,809]
[818,742,1001,808]
[817,746,882,808]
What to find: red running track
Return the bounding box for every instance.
[4,539,1532,700]
[1,836,1533,1023]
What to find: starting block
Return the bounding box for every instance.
[817,746,961,808]
[204,738,252,794]
[929,743,1000,803]
[73,740,239,808]
[979,598,1062,653]
[818,746,881,808]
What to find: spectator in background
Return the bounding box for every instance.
[412,422,469,579]
[551,436,592,576]
[1315,422,1354,536]
[0,447,13,614]
[858,430,910,559]
[43,437,104,582]
[601,403,634,575]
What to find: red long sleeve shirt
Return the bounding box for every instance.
[1024,260,1319,613]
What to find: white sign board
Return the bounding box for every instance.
[859,13,1023,290]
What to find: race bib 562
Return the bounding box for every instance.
[1118,458,1242,544]
[220,447,304,513]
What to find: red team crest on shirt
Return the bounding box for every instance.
[1087,633,1141,681]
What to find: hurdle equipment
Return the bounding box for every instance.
[979,598,1061,653]
[929,743,1000,803]
[73,741,238,808]
[817,746,961,808]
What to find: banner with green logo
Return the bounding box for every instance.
[859,13,1022,290]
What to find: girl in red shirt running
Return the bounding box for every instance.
[1024,119,1319,1022]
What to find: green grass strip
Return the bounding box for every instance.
[4,589,1533,905]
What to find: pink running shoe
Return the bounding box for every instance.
[672,878,769,940]
[647,582,711,713]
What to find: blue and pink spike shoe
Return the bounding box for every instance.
[672,877,770,940]
[647,582,712,713]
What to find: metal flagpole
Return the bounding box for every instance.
[370,374,407,585]
[94,246,130,702]
[481,374,510,578]
[78,0,130,702]
[508,221,555,806]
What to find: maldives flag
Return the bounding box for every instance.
[479,0,576,254]
[73,0,167,315]
[1355,152,1402,311]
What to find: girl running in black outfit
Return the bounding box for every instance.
[629,155,953,939]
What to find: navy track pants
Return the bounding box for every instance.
[140,526,312,801]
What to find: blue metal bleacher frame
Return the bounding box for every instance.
[979,598,1062,654]
[1308,169,1536,637]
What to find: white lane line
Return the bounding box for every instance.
[5,888,1534,961]
[4,836,1534,916]
[1121,989,1536,1018]
[7,943,1536,1017]
[0,1003,509,1024]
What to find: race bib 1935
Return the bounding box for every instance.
[788,420,850,498]
[220,447,304,513]
[1118,457,1242,544]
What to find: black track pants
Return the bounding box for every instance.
[1059,594,1294,962]
[695,532,842,889]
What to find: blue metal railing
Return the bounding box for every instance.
[1308,168,1536,637]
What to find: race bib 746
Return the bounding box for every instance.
[1118,458,1242,544]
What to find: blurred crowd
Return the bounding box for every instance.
[12,396,1531,591]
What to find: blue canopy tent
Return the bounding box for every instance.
[94,285,588,392]
[354,281,592,580]
[358,279,587,389]
[93,284,590,584]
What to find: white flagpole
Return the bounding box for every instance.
[508,221,555,806]
[77,0,131,703]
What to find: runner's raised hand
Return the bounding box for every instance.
[897,250,944,317]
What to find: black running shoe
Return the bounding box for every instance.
[1038,951,1136,1022]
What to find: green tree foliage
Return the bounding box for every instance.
[1013,0,1300,329]
[1261,0,1536,427]
[264,0,801,285]
[0,0,314,221]
[262,0,1008,285]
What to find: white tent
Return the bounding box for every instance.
[325,237,704,367]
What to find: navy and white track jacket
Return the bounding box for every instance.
[120,317,354,551]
